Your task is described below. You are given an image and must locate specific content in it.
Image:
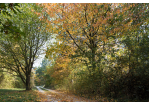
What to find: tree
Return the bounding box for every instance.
[0,3,23,40]
[42,3,135,74]
[45,37,75,88]
[0,3,50,90]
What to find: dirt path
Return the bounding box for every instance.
[36,86,45,93]
[41,87,60,94]
[36,86,60,102]
[36,86,95,102]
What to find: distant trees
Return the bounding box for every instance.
[35,58,49,86]
[0,70,25,89]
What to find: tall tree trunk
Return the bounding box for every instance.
[26,72,31,90]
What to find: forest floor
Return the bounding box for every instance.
[0,88,47,102]
[36,86,109,102]
[0,87,109,102]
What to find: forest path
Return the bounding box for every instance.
[36,86,59,102]
[36,86,95,102]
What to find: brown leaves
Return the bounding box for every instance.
[44,90,94,102]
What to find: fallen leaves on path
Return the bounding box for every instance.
[36,87,112,102]
[44,90,96,102]
[36,91,48,102]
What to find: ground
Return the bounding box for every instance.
[36,86,95,102]
[0,87,110,102]
[0,88,47,102]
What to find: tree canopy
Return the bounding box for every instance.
[41,3,149,101]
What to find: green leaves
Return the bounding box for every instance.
[0,3,21,40]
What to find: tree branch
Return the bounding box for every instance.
[66,29,86,54]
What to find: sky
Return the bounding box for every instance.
[33,40,49,68]
[33,37,56,68]
[33,53,46,68]
[33,39,48,68]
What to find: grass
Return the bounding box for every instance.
[0,87,47,102]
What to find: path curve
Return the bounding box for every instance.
[36,86,45,93]
[36,86,60,102]
[36,86,94,102]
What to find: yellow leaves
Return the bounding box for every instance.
[128,19,133,26]
[43,3,112,42]
[100,36,107,42]
[47,56,71,81]
[41,3,139,40]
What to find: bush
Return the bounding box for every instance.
[100,70,149,101]
[0,71,25,89]
[66,68,102,96]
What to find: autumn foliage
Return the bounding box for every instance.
[0,3,147,101]
[34,3,149,101]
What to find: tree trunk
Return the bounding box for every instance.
[26,72,31,90]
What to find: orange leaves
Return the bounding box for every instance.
[46,39,74,83]
[46,54,72,84]
[62,23,67,28]
[40,3,146,43]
